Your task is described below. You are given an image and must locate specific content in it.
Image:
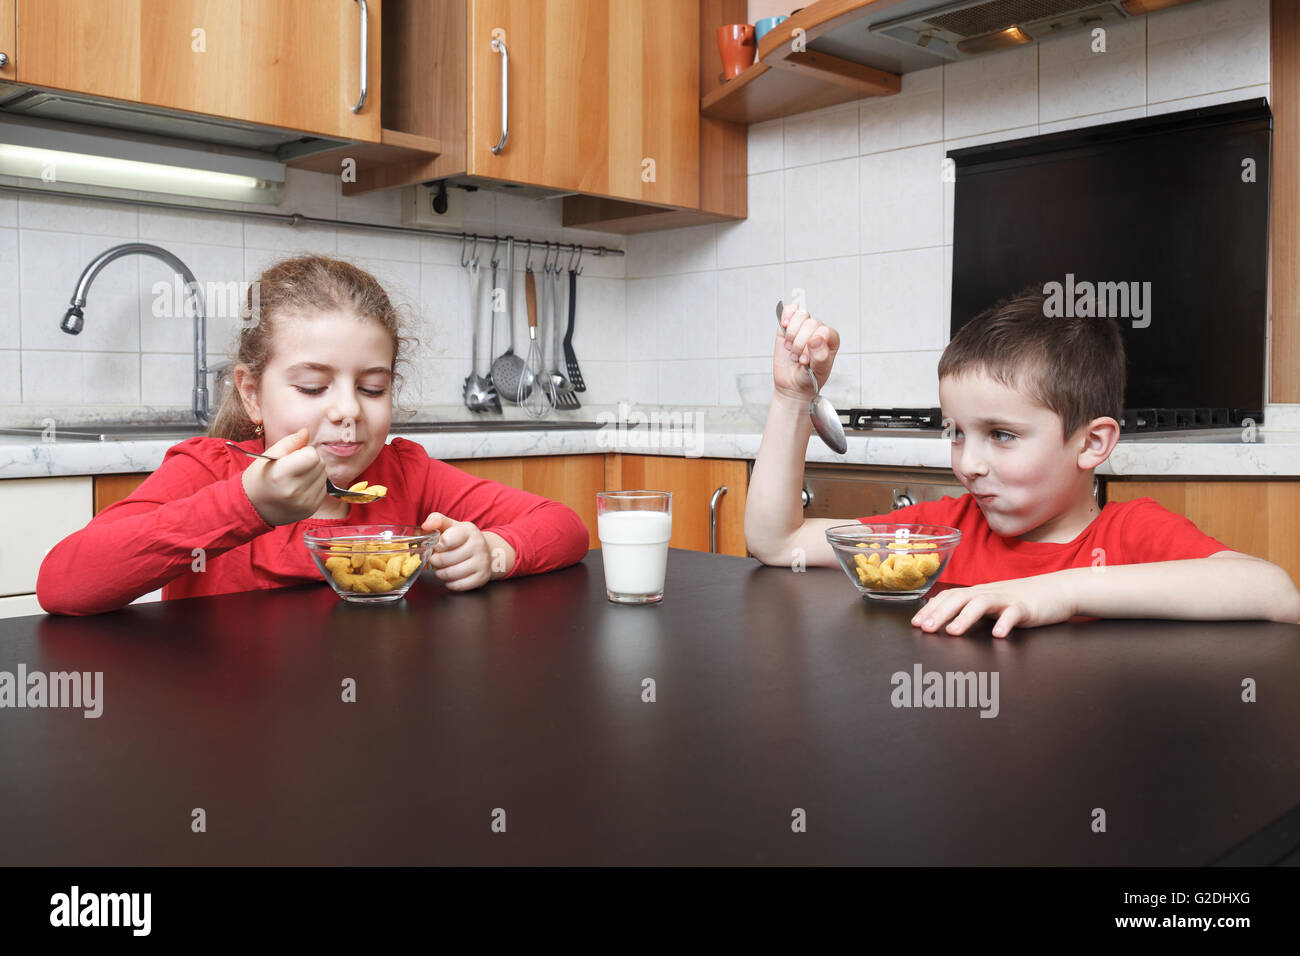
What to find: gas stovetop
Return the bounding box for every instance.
[841,407,1266,434]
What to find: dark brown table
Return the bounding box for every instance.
[3,549,1299,865]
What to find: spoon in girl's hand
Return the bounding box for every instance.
[224,441,387,502]
[776,300,848,455]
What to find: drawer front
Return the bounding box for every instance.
[0,476,93,596]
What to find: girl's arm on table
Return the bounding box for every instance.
[36,454,272,615]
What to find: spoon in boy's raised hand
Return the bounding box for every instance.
[776,300,848,454]
[224,441,387,502]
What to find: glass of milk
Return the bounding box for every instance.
[597,490,673,604]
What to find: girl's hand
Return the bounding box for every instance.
[773,303,840,406]
[421,512,517,590]
[242,427,328,526]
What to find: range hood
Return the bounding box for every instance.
[802,0,1201,73]
[869,0,1199,62]
[0,80,351,164]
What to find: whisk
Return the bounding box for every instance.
[520,265,550,417]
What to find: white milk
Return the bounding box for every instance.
[598,510,672,597]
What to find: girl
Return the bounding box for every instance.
[37,255,590,616]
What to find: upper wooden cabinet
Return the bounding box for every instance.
[0,0,15,82]
[465,0,698,209]
[375,0,700,208]
[15,0,382,143]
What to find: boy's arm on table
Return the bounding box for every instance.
[35,455,272,616]
[915,552,1300,636]
[1062,552,1300,625]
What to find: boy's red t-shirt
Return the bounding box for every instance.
[37,436,591,615]
[858,493,1233,587]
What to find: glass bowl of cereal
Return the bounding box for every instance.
[825,523,961,602]
[303,525,440,604]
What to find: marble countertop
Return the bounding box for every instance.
[3,414,1300,479]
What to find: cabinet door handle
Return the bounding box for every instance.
[709,485,728,553]
[490,36,509,154]
[0,53,9,69]
[892,489,914,509]
[349,0,369,113]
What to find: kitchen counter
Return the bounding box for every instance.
[4,418,1300,479]
[3,548,1298,865]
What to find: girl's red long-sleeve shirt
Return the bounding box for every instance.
[37,436,591,615]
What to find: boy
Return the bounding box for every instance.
[744,287,1300,636]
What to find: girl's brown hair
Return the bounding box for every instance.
[206,255,419,441]
[937,284,1127,442]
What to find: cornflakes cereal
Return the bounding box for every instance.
[341,480,388,504]
[322,538,423,594]
[851,538,943,591]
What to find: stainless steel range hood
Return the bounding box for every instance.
[808,0,1200,73]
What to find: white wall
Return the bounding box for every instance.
[0,0,1273,425]
[634,0,1272,412]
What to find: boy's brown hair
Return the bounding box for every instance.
[937,284,1126,442]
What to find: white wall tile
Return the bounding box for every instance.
[0,350,20,402]
[784,103,860,167]
[861,247,948,353]
[22,350,83,403]
[714,265,786,359]
[626,277,657,361]
[943,45,1038,141]
[716,171,784,270]
[659,359,718,405]
[17,194,139,238]
[82,351,139,405]
[1147,0,1269,105]
[1039,18,1147,124]
[0,228,17,349]
[141,352,193,406]
[748,119,784,173]
[859,65,943,154]
[860,351,943,407]
[783,256,861,355]
[785,157,859,261]
[861,143,944,254]
[656,272,717,362]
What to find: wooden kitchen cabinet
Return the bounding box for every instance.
[0,477,92,616]
[355,0,744,229]
[0,0,15,82]
[1102,479,1300,588]
[609,454,749,557]
[444,454,604,550]
[16,0,382,142]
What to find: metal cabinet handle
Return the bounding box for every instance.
[709,485,728,553]
[801,486,812,508]
[0,53,9,69]
[350,0,368,114]
[892,489,914,509]
[490,36,509,153]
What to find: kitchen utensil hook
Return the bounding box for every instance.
[489,236,500,269]
[524,238,534,271]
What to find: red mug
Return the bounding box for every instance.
[717,24,756,80]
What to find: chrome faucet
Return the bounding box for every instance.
[61,242,227,427]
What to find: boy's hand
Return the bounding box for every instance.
[911,575,1080,638]
[242,426,328,526]
[421,513,516,590]
[774,303,840,405]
